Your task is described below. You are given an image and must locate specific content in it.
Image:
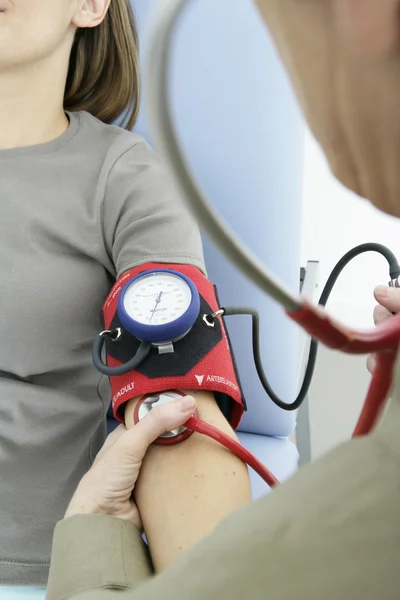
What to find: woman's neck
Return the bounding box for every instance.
[0,64,69,151]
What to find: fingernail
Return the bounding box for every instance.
[179,395,196,412]
[375,285,389,298]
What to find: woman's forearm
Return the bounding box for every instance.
[125,390,252,572]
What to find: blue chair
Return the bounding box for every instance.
[107,0,305,498]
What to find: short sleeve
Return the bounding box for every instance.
[101,140,205,278]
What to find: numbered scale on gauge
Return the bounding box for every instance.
[117,269,201,344]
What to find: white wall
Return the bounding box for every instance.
[301,130,400,460]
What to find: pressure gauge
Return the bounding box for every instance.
[117,269,200,343]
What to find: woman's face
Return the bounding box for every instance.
[0,0,78,71]
[0,0,112,73]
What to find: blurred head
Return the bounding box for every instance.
[256,0,400,217]
[0,0,140,129]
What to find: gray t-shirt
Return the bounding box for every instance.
[0,111,205,586]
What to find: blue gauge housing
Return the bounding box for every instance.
[117,269,201,343]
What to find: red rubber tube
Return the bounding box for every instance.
[288,299,400,353]
[352,349,397,437]
[133,397,280,487]
[288,299,400,438]
[185,416,279,488]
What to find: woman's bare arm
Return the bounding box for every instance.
[125,390,251,572]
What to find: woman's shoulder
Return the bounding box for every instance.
[69,110,161,176]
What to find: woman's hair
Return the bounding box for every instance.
[64,1,140,131]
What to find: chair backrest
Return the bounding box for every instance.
[131,0,304,437]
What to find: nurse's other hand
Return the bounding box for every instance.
[367,285,400,374]
[65,395,196,528]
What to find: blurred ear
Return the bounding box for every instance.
[337,0,400,57]
[72,0,111,29]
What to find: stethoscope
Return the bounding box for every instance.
[94,0,400,489]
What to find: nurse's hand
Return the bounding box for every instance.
[367,285,400,373]
[65,394,196,529]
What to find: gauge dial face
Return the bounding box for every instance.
[123,272,192,326]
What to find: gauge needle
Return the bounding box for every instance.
[149,291,163,323]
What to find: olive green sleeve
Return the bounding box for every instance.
[46,515,152,600]
[46,419,400,600]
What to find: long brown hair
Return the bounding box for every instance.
[64,1,140,131]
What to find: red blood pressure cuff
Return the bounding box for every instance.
[102,263,246,430]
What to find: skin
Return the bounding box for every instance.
[45,3,400,597]
[66,395,198,529]
[125,391,250,572]
[0,0,110,150]
[367,285,400,373]
[254,0,400,218]
[0,0,251,573]
[60,0,400,582]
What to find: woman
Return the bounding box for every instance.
[0,0,251,596]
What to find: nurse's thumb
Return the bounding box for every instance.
[374,285,400,313]
[119,395,196,462]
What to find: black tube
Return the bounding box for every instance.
[223,242,400,411]
[92,335,151,376]
[319,243,400,305]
